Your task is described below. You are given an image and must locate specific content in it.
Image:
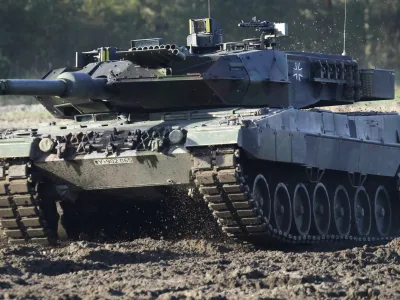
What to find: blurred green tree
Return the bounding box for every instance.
[0,0,397,79]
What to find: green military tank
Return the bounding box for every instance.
[0,17,397,246]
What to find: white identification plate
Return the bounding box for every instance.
[93,157,134,165]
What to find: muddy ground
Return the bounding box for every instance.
[0,194,399,300]
[0,104,400,299]
[1,236,400,299]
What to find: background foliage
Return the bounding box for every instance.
[0,0,398,103]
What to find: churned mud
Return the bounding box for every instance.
[0,237,400,299]
[1,193,400,300]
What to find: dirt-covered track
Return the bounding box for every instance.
[193,147,400,248]
[0,237,399,299]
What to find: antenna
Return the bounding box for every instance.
[208,0,211,18]
[342,0,347,56]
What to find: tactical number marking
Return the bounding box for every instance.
[93,157,134,165]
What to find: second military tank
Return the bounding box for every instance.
[0,17,397,246]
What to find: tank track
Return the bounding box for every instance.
[192,146,398,246]
[1,149,397,247]
[0,161,53,245]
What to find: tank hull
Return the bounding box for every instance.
[0,107,399,245]
[35,149,192,189]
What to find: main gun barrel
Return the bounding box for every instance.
[0,79,67,96]
[0,72,110,100]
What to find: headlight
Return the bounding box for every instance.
[39,137,54,153]
[168,129,184,144]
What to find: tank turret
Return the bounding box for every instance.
[0,18,395,119]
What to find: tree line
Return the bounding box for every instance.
[0,0,397,79]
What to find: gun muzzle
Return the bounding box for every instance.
[0,79,66,96]
[0,72,110,100]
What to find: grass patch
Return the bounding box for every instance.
[0,104,55,129]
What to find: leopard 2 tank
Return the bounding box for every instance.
[0,17,397,246]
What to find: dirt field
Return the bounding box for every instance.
[0,103,400,299]
[1,237,400,299]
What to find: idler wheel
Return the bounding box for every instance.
[353,186,372,236]
[312,183,331,235]
[333,185,351,236]
[252,174,272,223]
[292,183,311,236]
[374,185,392,237]
[273,183,292,234]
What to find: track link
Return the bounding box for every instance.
[0,162,52,245]
[192,146,397,246]
[192,147,274,245]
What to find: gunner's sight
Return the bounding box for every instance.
[187,18,222,53]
